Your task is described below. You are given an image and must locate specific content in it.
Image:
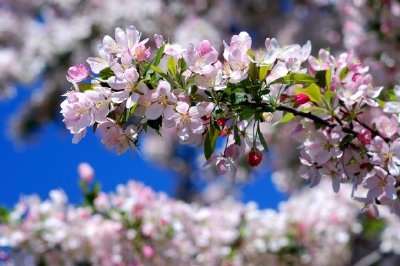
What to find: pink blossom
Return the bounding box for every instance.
[205,151,237,177]
[87,48,113,74]
[66,64,89,83]
[368,137,400,176]
[154,34,164,48]
[108,66,140,108]
[364,167,397,200]
[98,122,138,155]
[78,162,94,183]
[173,102,205,141]
[142,245,154,258]
[184,40,219,75]
[60,91,94,134]
[86,87,112,123]
[223,32,252,83]
[145,81,177,120]
[375,115,398,139]
[357,129,372,145]
[308,49,333,72]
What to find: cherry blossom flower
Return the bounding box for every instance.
[364,166,397,200]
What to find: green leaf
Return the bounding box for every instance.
[239,107,256,120]
[362,217,386,239]
[388,88,398,102]
[271,73,316,85]
[295,83,322,104]
[257,123,269,152]
[204,123,218,160]
[0,206,9,224]
[167,56,177,77]
[325,67,332,91]
[300,106,329,115]
[153,45,165,66]
[233,125,241,146]
[77,83,95,92]
[230,92,247,105]
[339,67,349,81]
[99,67,114,80]
[147,116,163,131]
[279,113,295,124]
[248,62,258,81]
[246,49,255,60]
[339,134,356,150]
[143,45,165,74]
[377,99,386,108]
[150,65,164,74]
[259,65,270,81]
[315,70,327,88]
[178,58,188,73]
[325,90,335,103]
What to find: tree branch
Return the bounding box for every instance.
[276,105,357,135]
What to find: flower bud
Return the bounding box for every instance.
[357,129,372,145]
[261,112,273,122]
[78,162,94,183]
[248,149,263,167]
[216,117,226,128]
[295,93,310,105]
[154,34,164,48]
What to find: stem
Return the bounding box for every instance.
[276,105,357,135]
[354,117,389,142]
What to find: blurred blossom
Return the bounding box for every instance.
[0,180,372,266]
[78,162,94,183]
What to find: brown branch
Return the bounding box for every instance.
[276,105,357,135]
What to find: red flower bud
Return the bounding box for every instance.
[248,150,263,167]
[216,117,226,128]
[357,129,372,145]
[294,94,310,105]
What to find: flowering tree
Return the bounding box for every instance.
[3,163,400,266]
[2,1,400,265]
[60,25,400,217]
[2,163,400,266]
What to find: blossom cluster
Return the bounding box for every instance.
[338,0,400,86]
[0,171,363,266]
[61,25,400,216]
[1,0,224,142]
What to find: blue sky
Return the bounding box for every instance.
[0,86,286,210]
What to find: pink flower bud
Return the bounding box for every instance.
[352,73,361,82]
[224,144,240,160]
[154,34,165,48]
[295,93,310,105]
[357,129,372,145]
[67,64,89,83]
[142,245,154,258]
[78,162,94,183]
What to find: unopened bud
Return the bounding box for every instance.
[216,117,226,128]
[357,129,372,145]
[78,162,94,183]
[248,149,263,167]
[295,93,310,105]
[261,112,273,122]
